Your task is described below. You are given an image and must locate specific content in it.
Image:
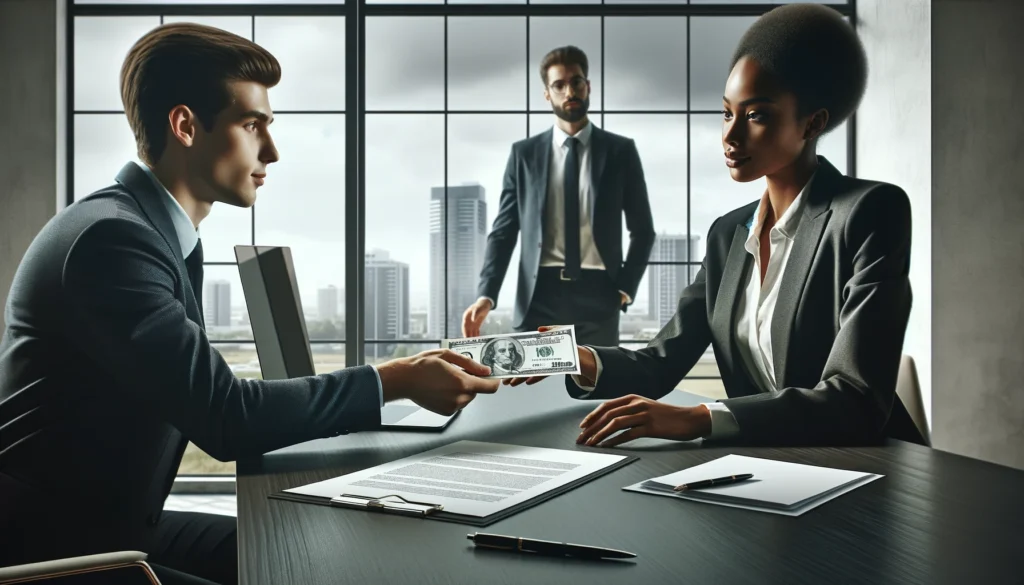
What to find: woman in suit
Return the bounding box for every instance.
[507,4,921,447]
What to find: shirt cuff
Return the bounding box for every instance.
[477,296,495,310]
[570,346,603,391]
[702,402,740,440]
[370,365,384,408]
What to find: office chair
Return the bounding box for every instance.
[896,354,931,447]
[0,551,161,584]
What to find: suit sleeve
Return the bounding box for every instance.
[477,146,521,308]
[616,139,656,304]
[719,185,913,445]
[565,219,717,401]
[62,218,382,462]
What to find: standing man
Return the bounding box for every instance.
[462,45,655,346]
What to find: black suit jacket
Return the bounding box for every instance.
[0,163,381,564]
[478,125,656,327]
[567,157,923,446]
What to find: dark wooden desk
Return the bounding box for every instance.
[238,378,1023,585]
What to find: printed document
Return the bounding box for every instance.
[284,441,627,517]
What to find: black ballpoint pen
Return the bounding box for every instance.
[467,532,636,560]
[674,473,754,492]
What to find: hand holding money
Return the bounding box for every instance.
[502,326,598,387]
[442,326,581,380]
[377,349,501,415]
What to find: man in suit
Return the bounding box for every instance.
[0,23,498,585]
[461,45,655,346]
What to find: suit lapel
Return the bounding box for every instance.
[114,162,203,325]
[588,126,607,224]
[769,157,839,388]
[532,130,553,226]
[711,225,753,383]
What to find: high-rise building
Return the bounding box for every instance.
[318,285,340,322]
[365,249,410,360]
[429,184,487,339]
[204,279,231,328]
[648,234,700,326]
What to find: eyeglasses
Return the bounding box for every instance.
[548,76,588,96]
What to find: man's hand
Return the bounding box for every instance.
[575,395,712,447]
[503,326,597,387]
[377,349,500,416]
[620,291,630,307]
[461,298,492,338]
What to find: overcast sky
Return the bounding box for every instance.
[73,9,847,328]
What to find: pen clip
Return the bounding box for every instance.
[331,493,444,516]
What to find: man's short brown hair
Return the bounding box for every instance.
[120,22,281,165]
[539,45,589,85]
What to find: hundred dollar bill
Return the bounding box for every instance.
[442,326,580,379]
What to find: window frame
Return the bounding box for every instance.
[67,1,855,490]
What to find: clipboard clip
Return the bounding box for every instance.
[330,493,444,517]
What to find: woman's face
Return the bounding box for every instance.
[721,56,825,183]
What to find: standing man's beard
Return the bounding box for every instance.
[552,96,589,123]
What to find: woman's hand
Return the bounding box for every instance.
[502,326,597,387]
[576,395,713,447]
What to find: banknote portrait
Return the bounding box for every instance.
[480,337,525,375]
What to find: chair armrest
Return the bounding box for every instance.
[0,551,159,584]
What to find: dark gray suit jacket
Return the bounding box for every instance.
[0,163,381,564]
[478,126,656,327]
[567,157,923,446]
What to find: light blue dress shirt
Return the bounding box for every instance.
[133,162,384,408]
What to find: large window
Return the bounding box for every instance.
[69,0,853,478]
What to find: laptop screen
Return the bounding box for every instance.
[234,245,316,380]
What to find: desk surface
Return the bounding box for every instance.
[237,378,1023,585]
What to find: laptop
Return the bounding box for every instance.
[233,245,457,431]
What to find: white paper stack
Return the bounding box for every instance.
[623,454,882,516]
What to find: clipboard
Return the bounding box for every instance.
[269,453,638,527]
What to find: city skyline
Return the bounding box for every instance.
[204,280,232,328]
[648,233,701,325]
[430,184,488,339]
[317,284,340,322]
[366,249,410,357]
[72,13,848,343]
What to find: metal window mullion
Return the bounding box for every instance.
[345,0,365,366]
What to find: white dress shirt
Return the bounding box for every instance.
[135,161,198,258]
[735,174,813,395]
[133,162,385,407]
[572,173,817,440]
[541,122,606,270]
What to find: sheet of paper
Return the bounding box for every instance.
[284,441,627,517]
[623,454,883,517]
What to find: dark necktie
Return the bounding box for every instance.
[563,136,581,280]
[185,238,204,317]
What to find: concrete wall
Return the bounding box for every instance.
[931,0,1024,470]
[0,0,64,327]
[856,0,933,432]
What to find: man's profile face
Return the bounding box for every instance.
[494,340,515,367]
[544,63,590,123]
[190,80,280,208]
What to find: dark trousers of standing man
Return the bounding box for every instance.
[516,267,621,347]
